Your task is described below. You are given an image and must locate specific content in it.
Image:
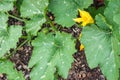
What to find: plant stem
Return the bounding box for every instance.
[13,39,28,55]
[21,36,28,39]
[2,39,28,60]
[6,12,25,22]
[16,39,28,51]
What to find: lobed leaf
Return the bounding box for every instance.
[104,0,120,41]
[0,13,22,57]
[0,12,8,37]
[20,0,49,36]
[95,14,112,31]
[0,0,16,12]
[0,25,22,57]
[87,6,106,19]
[81,1,120,79]
[0,60,25,80]
[20,0,48,17]
[48,0,93,27]
[81,25,120,80]
[29,32,76,80]
[0,12,8,30]
[25,15,45,36]
[113,14,120,26]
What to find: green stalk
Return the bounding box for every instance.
[44,7,57,32]
[6,12,26,22]
[1,39,28,60]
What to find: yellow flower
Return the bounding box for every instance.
[73,9,94,26]
[80,44,84,51]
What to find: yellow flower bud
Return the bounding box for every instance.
[80,44,84,51]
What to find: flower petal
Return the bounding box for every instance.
[74,9,94,26]
[73,18,83,23]
[81,22,87,26]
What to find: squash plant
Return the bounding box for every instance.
[0,0,120,80]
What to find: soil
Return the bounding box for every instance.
[0,1,106,80]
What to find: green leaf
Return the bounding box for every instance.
[0,12,8,37]
[81,25,120,80]
[20,0,48,36]
[0,26,22,57]
[0,0,15,11]
[87,6,106,19]
[95,14,112,31]
[29,32,76,80]
[0,13,22,57]
[0,60,25,80]
[48,0,93,27]
[113,14,120,26]
[104,0,120,41]
[20,0,48,17]
[104,0,120,24]
[111,36,120,66]
[25,15,45,36]
[0,12,8,29]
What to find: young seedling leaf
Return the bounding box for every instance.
[29,32,76,80]
[0,60,25,80]
[48,0,93,27]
